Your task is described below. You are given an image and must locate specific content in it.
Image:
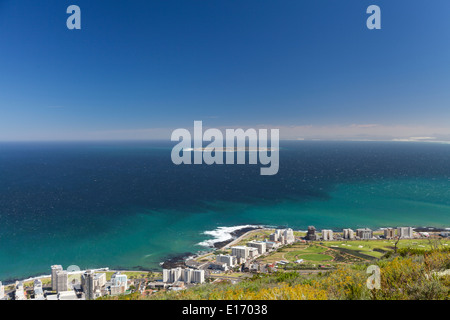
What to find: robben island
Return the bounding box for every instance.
[1,225,448,300]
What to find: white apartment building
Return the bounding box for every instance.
[322,229,334,241]
[216,254,237,267]
[0,281,5,300]
[163,268,205,284]
[247,241,267,254]
[356,228,373,240]
[110,272,128,295]
[248,247,259,259]
[264,241,280,251]
[343,228,355,240]
[34,279,44,300]
[269,228,295,244]
[397,227,414,239]
[231,246,250,260]
[15,281,25,300]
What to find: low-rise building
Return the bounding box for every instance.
[33,279,44,300]
[110,272,128,296]
[216,254,237,267]
[356,228,373,240]
[209,262,228,272]
[14,281,25,300]
[248,247,259,259]
[46,291,79,300]
[264,241,279,251]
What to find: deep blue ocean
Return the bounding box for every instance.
[0,141,449,281]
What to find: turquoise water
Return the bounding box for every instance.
[0,141,449,281]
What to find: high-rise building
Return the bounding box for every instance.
[163,268,205,284]
[283,228,295,244]
[231,246,250,260]
[322,230,334,241]
[82,270,104,300]
[384,228,395,239]
[306,226,318,241]
[269,228,295,244]
[51,265,63,291]
[184,269,205,284]
[0,281,5,300]
[55,270,68,293]
[343,229,355,240]
[397,227,413,239]
[247,241,267,254]
[269,229,283,242]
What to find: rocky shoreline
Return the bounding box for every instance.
[212,226,262,249]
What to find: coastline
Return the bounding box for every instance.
[160,225,263,269]
[160,224,449,270]
[4,224,449,285]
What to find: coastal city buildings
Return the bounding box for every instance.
[397,227,414,239]
[163,267,205,284]
[231,246,250,262]
[343,229,355,240]
[14,281,25,300]
[110,272,128,296]
[51,265,63,291]
[33,279,44,300]
[2,265,132,300]
[216,254,237,267]
[384,228,395,239]
[264,241,279,251]
[321,230,334,241]
[0,281,4,300]
[269,228,295,244]
[55,270,68,293]
[306,226,318,241]
[356,228,373,240]
[247,241,267,254]
[248,247,259,259]
[81,270,106,300]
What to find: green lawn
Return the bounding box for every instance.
[261,244,332,264]
[296,253,333,262]
[322,238,449,259]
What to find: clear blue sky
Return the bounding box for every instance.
[0,0,449,140]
